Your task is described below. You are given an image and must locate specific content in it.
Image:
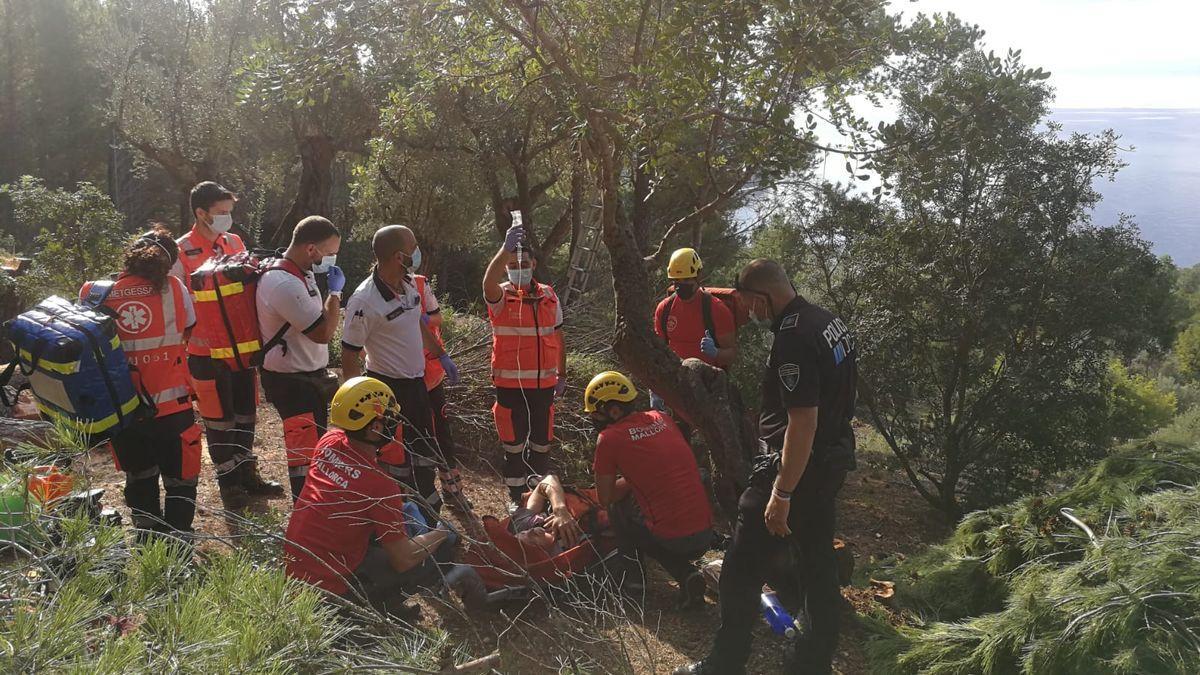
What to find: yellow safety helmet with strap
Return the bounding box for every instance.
[329,376,398,431]
[583,371,638,413]
[667,247,703,280]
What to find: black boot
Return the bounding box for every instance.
[239,460,284,497]
[163,481,197,534]
[124,474,164,535]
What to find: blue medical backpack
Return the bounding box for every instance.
[1,295,145,441]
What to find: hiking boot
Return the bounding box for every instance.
[672,659,744,675]
[678,570,707,609]
[239,462,284,497]
[218,476,249,506]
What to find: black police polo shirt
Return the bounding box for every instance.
[759,296,858,470]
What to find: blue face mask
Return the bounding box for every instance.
[507,267,533,287]
[406,246,422,272]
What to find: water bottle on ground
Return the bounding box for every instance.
[760,590,801,638]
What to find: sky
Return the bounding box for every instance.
[891,0,1200,109]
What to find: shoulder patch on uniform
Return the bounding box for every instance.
[778,362,801,392]
[780,313,799,331]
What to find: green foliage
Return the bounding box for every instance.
[789,43,1177,514]
[0,176,129,297]
[865,416,1200,673]
[1174,323,1200,381]
[1104,360,1176,441]
[0,441,455,674]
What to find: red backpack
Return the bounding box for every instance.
[189,252,304,371]
[658,286,749,346]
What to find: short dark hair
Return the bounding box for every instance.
[291,216,340,247]
[736,258,791,293]
[190,181,236,215]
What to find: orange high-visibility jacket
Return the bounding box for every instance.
[80,274,193,417]
[487,282,560,389]
[415,275,446,390]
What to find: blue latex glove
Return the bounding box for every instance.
[649,390,666,411]
[439,353,460,386]
[503,225,525,252]
[700,330,718,358]
[421,313,430,326]
[554,375,567,398]
[326,265,346,294]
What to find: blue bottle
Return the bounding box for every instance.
[760,591,801,638]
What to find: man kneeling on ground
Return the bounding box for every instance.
[584,371,714,607]
[284,376,481,612]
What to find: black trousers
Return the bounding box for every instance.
[708,458,847,673]
[261,369,336,499]
[609,495,712,584]
[368,371,441,522]
[494,386,555,502]
[187,355,257,484]
[109,409,201,533]
[427,382,457,469]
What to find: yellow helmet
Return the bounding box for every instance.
[583,371,638,413]
[329,376,398,431]
[667,248,702,280]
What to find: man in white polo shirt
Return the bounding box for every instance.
[256,216,345,499]
[341,225,458,525]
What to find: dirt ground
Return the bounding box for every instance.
[80,404,947,674]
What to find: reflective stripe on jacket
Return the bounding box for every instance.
[488,282,560,389]
[81,274,192,417]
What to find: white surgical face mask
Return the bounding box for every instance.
[507,267,533,287]
[406,246,422,271]
[312,254,337,274]
[746,294,773,329]
[208,213,233,234]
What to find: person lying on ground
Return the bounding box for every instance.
[283,376,483,615]
[509,473,587,555]
[584,371,714,608]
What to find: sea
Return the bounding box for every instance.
[1051,109,1200,267]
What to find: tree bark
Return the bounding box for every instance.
[588,125,753,513]
[495,0,757,514]
[271,127,337,248]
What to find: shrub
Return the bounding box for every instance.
[1105,360,1177,440]
[1174,323,1200,381]
[0,176,129,298]
[863,416,1200,674]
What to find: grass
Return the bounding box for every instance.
[0,427,463,674]
[862,412,1200,674]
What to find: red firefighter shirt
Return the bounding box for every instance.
[592,410,712,539]
[653,291,735,366]
[284,428,409,595]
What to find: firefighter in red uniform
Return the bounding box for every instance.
[585,371,713,608]
[171,181,282,499]
[413,273,470,509]
[255,216,344,500]
[482,213,567,503]
[654,248,738,369]
[81,228,203,537]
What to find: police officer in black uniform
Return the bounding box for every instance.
[676,258,857,675]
